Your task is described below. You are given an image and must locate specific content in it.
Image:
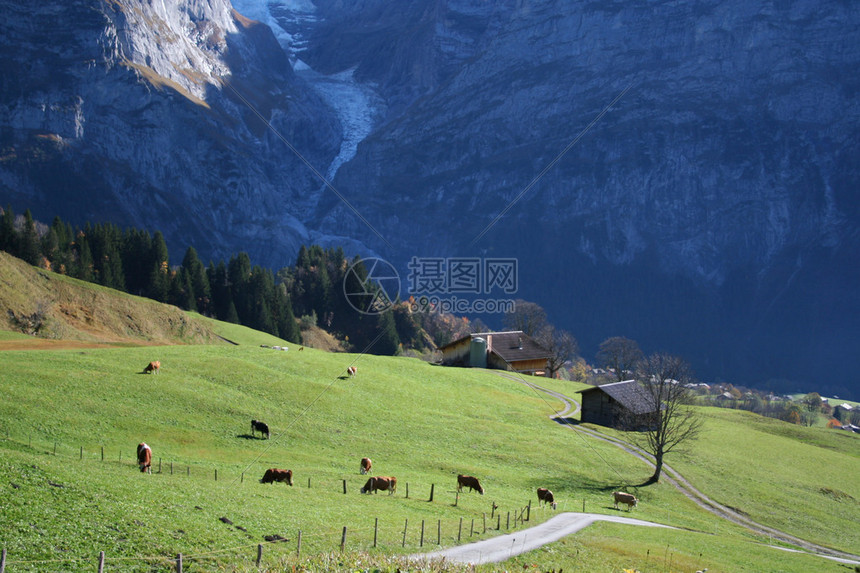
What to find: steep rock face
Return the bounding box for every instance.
[1,0,858,395]
[301,0,860,393]
[0,0,340,266]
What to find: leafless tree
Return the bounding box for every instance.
[596,336,643,381]
[503,300,548,337]
[537,326,579,378]
[625,353,702,484]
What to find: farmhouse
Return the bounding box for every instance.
[438,331,551,376]
[576,380,658,428]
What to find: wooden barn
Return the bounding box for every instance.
[576,380,658,429]
[438,331,551,376]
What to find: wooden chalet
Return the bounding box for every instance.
[438,331,551,376]
[576,380,658,429]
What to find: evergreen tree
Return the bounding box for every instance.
[182,246,210,315]
[208,261,234,322]
[373,311,401,356]
[0,205,15,254]
[73,231,94,282]
[19,210,41,266]
[147,232,171,301]
[122,228,153,296]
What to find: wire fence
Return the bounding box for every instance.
[0,428,570,572]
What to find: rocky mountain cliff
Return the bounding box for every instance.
[1,0,858,396]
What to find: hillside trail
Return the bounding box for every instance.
[411,374,860,566]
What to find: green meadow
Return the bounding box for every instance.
[1,319,858,571]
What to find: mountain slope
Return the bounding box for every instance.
[1,0,858,396]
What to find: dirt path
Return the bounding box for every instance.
[411,374,860,566]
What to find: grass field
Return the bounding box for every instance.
[1,336,858,572]
[1,254,858,571]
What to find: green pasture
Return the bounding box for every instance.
[1,337,858,572]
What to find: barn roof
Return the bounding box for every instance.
[577,380,657,415]
[438,331,551,362]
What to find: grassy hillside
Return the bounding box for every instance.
[0,254,858,571]
[0,250,232,347]
[1,342,858,572]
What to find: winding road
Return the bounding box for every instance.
[411,374,860,566]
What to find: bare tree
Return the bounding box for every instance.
[626,353,702,484]
[503,300,548,337]
[596,336,643,381]
[537,326,579,378]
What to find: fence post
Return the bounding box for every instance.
[54,442,57,455]
[526,500,531,521]
[420,520,425,547]
[482,512,486,533]
[159,458,162,473]
[506,511,510,530]
[98,550,105,573]
[437,519,441,545]
[308,477,311,488]
[241,472,244,483]
[402,519,408,547]
[458,517,463,541]
[429,483,434,502]
[373,517,378,548]
[256,544,262,567]
[497,514,501,530]
[470,518,474,537]
[80,446,83,460]
[406,483,409,499]
[176,553,183,573]
[2,548,7,573]
[101,446,104,461]
[170,462,173,475]
[296,530,302,556]
[340,526,347,552]
[342,479,347,494]
[455,491,459,507]
[583,498,586,512]
[215,469,218,482]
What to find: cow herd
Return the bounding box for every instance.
[135,361,641,514]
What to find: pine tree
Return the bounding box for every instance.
[373,311,401,356]
[19,210,41,266]
[181,246,210,315]
[0,205,15,254]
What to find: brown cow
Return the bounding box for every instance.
[137,443,152,474]
[143,361,161,374]
[613,491,638,511]
[360,457,372,475]
[260,468,293,485]
[537,487,557,510]
[360,476,397,494]
[457,474,484,495]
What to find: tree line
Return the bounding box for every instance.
[0,207,436,354]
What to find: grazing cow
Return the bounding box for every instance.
[251,419,270,439]
[457,474,484,495]
[137,443,152,474]
[360,476,397,494]
[360,457,372,475]
[537,487,557,510]
[298,347,304,352]
[347,366,357,377]
[260,468,293,485]
[613,491,638,511]
[143,361,160,374]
